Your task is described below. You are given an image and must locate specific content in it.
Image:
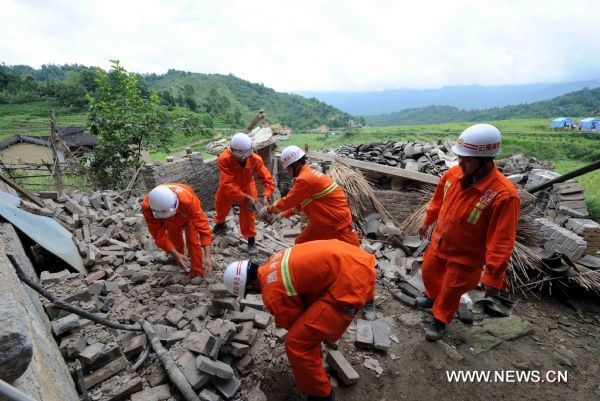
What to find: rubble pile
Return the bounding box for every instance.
[333,140,456,176]
[503,156,600,262]
[18,190,397,400]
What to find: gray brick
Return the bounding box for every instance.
[372,319,391,351]
[199,388,222,401]
[356,319,374,348]
[177,351,210,391]
[326,350,359,385]
[211,375,241,400]
[196,355,234,379]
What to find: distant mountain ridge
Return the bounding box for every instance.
[364,87,600,126]
[0,64,359,129]
[299,80,600,116]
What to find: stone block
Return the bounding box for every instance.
[326,350,359,385]
[232,321,257,345]
[229,342,250,357]
[207,319,238,341]
[40,269,70,285]
[166,308,184,325]
[244,307,272,329]
[211,375,241,400]
[356,319,374,348]
[52,314,91,337]
[177,351,209,391]
[240,294,264,311]
[59,334,88,358]
[123,334,146,358]
[83,355,129,389]
[372,319,391,351]
[85,270,106,284]
[130,384,171,401]
[209,283,231,296]
[106,376,143,401]
[274,328,288,341]
[224,311,255,323]
[199,388,222,401]
[212,297,240,311]
[79,342,107,365]
[196,355,234,379]
[82,346,123,375]
[184,330,223,358]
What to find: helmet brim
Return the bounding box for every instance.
[451,145,472,157]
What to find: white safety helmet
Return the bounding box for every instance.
[223,260,250,299]
[280,145,306,169]
[451,124,502,158]
[148,186,179,219]
[230,133,253,160]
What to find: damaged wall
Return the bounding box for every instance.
[374,190,429,222]
[0,223,79,401]
[142,152,220,210]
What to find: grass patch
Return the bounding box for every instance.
[0,101,87,139]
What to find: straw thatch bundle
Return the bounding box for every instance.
[328,159,397,229]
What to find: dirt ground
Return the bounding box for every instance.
[257,285,600,401]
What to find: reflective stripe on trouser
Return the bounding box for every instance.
[295,223,359,247]
[421,250,482,324]
[214,192,256,238]
[285,299,355,397]
[166,223,204,277]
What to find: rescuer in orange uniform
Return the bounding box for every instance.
[213,133,275,254]
[223,240,376,401]
[141,183,214,278]
[267,145,358,246]
[417,124,520,341]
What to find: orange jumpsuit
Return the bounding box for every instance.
[214,149,275,238]
[258,240,376,397]
[422,165,520,324]
[141,183,212,277]
[267,164,359,246]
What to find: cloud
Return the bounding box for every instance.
[1,0,599,91]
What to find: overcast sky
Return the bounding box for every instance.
[1,0,599,92]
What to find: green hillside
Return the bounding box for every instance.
[366,87,600,126]
[0,63,359,131]
[143,70,360,129]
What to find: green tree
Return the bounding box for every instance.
[87,60,173,189]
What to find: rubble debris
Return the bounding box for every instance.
[326,350,359,385]
[334,140,454,176]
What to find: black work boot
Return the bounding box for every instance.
[212,223,226,235]
[425,318,447,341]
[416,295,434,309]
[362,299,376,321]
[247,237,258,255]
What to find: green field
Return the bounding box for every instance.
[1,106,598,220]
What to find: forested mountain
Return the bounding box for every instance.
[0,63,360,129]
[365,87,600,126]
[300,80,600,115]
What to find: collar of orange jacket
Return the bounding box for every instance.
[455,162,499,192]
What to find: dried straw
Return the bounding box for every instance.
[328,159,397,227]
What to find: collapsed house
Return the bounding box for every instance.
[1,136,599,401]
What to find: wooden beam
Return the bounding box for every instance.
[306,152,440,185]
[0,172,45,207]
